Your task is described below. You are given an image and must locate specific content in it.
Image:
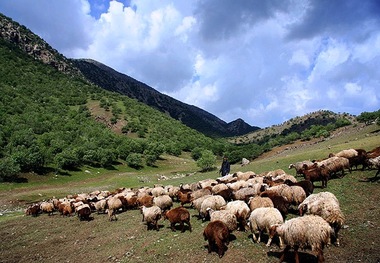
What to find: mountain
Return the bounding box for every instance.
[71,59,260,137]
[0,13,259,138]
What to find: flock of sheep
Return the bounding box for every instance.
[25,146,380,262]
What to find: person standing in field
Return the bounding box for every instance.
[219,156,230,176]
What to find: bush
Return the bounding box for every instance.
[126,153,143,169]
[0,157,21,181]
[196,150,216,172]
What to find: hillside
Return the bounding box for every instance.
[0,13,259,138]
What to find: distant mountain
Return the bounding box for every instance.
[72,59,260,137]
[0,12,259,138]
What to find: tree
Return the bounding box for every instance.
[0,157,21,182]
[196,150,216,172]
[126,153,143,169]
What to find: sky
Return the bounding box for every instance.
[1,0,380,128]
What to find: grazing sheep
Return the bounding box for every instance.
[25,204,40,217]
[191,187,212,201]
[198,178,218,189]
[317,156,351,179]
[289,161,314,176]
[215,188,234,202]
[191,194,212,218]
[163,206,192,232]
[247,207,284,247]
[248,196,274,211]
[222,200,250,231]
[137,194,154,207]
[150,186,167,197]
[329,148,358,159]
[94,199,107,214]
[269,215,333,263]
[260,191,290,219]
[301,163,329,188]
[207,208,238,232]
[153,195,173,212]
[177,188,193,207]
[233,171,256,181]
[203,220,230,258]
[368,156,380,176]
[76,204,91,221]
[199,195,227,221]
[141,205,162,231]
[298,191,344,246]
[106,196,123,221]
[58,201,74,216]
[40,201,55,216]
[211,183,228,194]
[233,186,258,202]
[284,179,314,196]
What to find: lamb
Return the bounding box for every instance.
[76,204,92,221]
[203,220,230,258]
[106,196,123,221]
[141,205,162,231]
[207,208,238,232]
[248,196,274,211]
[269,215,333,263]
[163,206,192,232]
[247,207,284,247]
[153,194,173,212]
[40,201,55,216]
[199,195,227,221]
[298,191,345,246]
[222,200,250,231]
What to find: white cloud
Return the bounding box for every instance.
[1,0,379,128]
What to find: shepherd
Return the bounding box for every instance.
[219,156,230,177]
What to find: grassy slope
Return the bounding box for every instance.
[0,124,379,263]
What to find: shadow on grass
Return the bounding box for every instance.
[267,250,319,263]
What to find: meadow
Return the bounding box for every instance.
[0,124,379,263]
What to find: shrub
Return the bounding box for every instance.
[196,150,216,172]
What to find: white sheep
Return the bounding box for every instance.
[211,183,228,194]
[199,195,227,220]
[247,207,284,247]
[94,199,107,214]
[368,156,380,176]
[153,194,173,212]
[207,208,238,232]
[270,215,333,263]
[39,201,54,216]
[106,196,123,221]
[222,200,250,231]
[141,205,162,231]
[298,191,344,246]
[248,196,274,211]
[288,160,314,176]
[329,148,358,159]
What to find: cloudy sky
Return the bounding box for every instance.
[1,0,379,128]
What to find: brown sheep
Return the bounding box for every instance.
[25,204,40,217]
[137,195,154,207]
[163,206,192,232]
[260,191,290,219]
[76,204,92,221]
[203,220,230,258]
[284,179,314,196]
[177,190,192,206]
[301,163,329,188]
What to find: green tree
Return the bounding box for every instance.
[126,153,143,169]
[0,157,21,182]
[196,150,216,172]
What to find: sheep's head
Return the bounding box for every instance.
[298,204,307,216]
[288,164,294,169]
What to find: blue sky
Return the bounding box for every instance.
[1,0,379,128]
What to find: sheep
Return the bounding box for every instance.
[76,204,91,221]
[301,163,329,188]
[211,183,228,194]
[222,200,250,231]
[207,208,238,232]
[106,196,123,221]
[329,148,358,159]
[269,215,333,263]
[248,196,274,211]
[58,201,74,216]
[233,186,258,202]
[177,188,193,207]
[232,171,256,181]
[25,204,40,217]
[284,179,314,196]
[260,191,290,219]
[191,187,212,201]
[153,194,173,212]
[289,160,314,176]
[137,194,154,207]
[141,205,162,231]
[203,220,230,258]
[247,207,284,247]
[199,195,227,221]
[216,173,237,184]
[317,156,351,179]
[191,194,212,218]
[368,156,380,176]
[40,201,55,216]
[198,178,218,189]
[215,188,234,202]
[298,191,345,246]
[163,206,192,232]
[150,186,167,197]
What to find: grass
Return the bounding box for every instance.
[0,124,379,263]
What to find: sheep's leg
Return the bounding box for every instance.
[251,232,258,243]
[279,245,291,263]
[257,230,262,243]
[187,220,192,232]
[170,222,176,232]
[294,246,300,263]
[316,248,325,263]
